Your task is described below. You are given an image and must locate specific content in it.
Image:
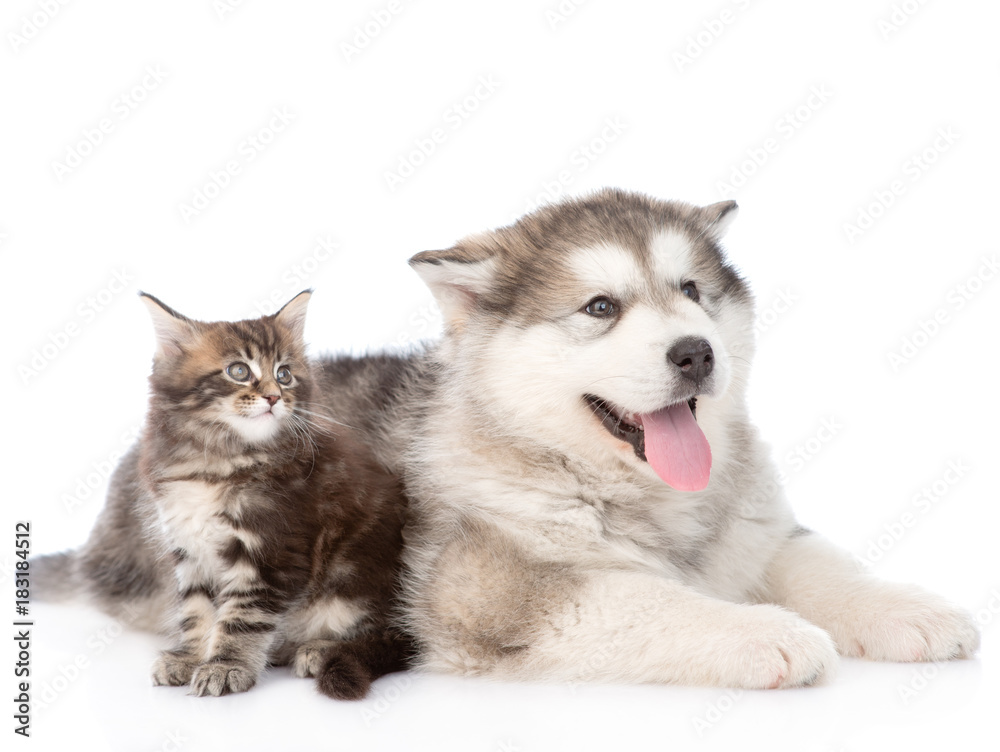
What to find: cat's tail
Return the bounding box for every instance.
[33,550,81,602]
[32,445,174,632]
[32,544,173,632]
[315,627,415,700]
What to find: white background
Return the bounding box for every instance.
[3,1,999,750]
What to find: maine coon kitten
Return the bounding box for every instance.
[35,291,412,699]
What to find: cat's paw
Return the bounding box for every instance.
[834,584,980,662]
[716,605,838,689]
[151,650,198,687]
[292,640,339,679]
[189,660,258,696]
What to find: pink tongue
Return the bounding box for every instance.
[640,402,712,491]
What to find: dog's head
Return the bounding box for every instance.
[410,189,755,491]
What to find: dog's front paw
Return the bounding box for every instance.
[189,660,258,696]
[151,650,198,687]
[834,584,980,662]
[721,605,838,689]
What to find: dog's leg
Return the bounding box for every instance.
[762,531,980,661]
[482,571,839,689]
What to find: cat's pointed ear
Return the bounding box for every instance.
[139,292,197,359]
[409,245,496,328]
[698,200,739,241]
[274,289,311,341]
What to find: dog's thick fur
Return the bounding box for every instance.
[323,189,978,688]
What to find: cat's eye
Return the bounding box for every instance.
[681,281,700,303]
[226,362,251,382]
[583,296,618,317]
[276,366,292,385]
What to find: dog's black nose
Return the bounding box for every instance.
[668,337,714,384]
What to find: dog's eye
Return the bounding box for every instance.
[583,297,617,317]
[681,282,700,303]
[276,366,292,385]
[226,362,252,382]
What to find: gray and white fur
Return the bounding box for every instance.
[329,188,979,688]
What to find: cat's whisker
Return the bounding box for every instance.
[292,403,354,431]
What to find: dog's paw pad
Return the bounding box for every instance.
[842,590,980,662]
[728,606,838,689]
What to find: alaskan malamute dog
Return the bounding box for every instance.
[349,188,977,688]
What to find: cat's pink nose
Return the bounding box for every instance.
[263,394,280,407]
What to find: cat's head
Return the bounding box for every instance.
[139,290,313,446]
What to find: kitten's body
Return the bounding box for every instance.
[36,292,411,698]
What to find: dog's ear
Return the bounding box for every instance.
[409,246,496,328]
[699,200,739,241]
